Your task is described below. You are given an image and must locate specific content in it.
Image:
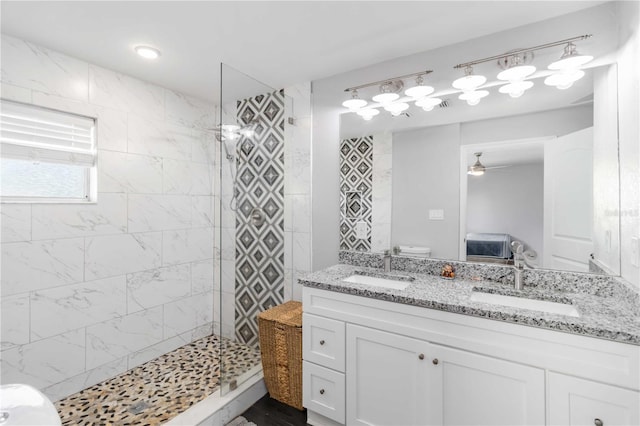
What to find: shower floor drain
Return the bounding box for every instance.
[127,401,149,415]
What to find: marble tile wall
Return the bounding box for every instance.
[283,83,313,302]
[371,132,392,253]
[0,34,216,401]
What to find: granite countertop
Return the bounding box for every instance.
[299,264,640,345]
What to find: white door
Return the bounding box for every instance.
[346,324,432,426]
[544,127,594,272]
[548,372,640,426]
[428,344,545,426]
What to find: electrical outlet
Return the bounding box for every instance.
[355,221,368,239]
[631,237,639,268]
[429,209,444,220]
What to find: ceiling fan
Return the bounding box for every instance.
[467,152,512,176]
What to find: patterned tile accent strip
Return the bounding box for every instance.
[340,136,373,251]
[55,335,261,426]
[234,89,286,347]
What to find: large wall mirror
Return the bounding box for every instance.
[338,4,622,276]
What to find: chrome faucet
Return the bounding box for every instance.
[383,250,392,272]
[513,262,525,290]
[510,241,526,290]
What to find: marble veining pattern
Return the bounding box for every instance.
[31,276,127,340]
[0,35,218,401]
[1,36,88,101]
[55,335,261,426]
[303,258,640,345]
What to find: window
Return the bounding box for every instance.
[0,99,96,202]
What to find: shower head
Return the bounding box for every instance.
[212,120,260,160]
[212,120,259,143]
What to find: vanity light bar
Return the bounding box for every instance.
[453,34,592,69]
[344,70,433,93]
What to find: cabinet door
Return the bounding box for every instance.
[346,324,433,426]
[428,344,545,426]
[548,372,640,426]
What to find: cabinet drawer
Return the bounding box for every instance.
[548,372,640,426]
[303,313,346,371]
[303,361,345,424]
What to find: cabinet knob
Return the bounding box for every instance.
[418,354,425,360]
[594,419,603,426]
[319,389,325,395]
[319,340,325,345]
[432,358,439,365]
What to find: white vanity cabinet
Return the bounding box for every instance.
[346,324,432,425]
[548,373,640,426]
[345,324,544,426]
[428,343,545,425]
[302,286,640,426]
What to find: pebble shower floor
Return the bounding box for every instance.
[55,335,262,425]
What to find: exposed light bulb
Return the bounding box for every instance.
[544,70,585,89]
[452,74,486,91]
[356,108,380,120]
[342,90,367,111]
[342,98,367,111]
[415,97,442,109]
[459,90,489,106]
[497,65,536,81]
[498,81,534,98]
[404,74,434,99]
[548,42,593,70]
[372,92,399,104]
[384,102,409,114]
[405,85,434,99]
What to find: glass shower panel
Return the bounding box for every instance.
[218,63,294,395]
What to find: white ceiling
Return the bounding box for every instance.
[0,1,606,103]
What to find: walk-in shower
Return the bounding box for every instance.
[0,41,296,424]
[217,63,295,395]
[44,63,297,423]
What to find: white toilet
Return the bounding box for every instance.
[0,384,62,426]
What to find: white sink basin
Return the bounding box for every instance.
[470,291,580,318]
[343,274,411,290]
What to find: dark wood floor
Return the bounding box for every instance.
[241,394,308,426]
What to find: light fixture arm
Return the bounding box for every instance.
[453,34,592,69]
[344,70,433,92]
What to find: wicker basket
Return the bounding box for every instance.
[257,300,303,410]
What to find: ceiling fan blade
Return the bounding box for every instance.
[483,165,512,170]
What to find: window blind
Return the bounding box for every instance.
[0,99,96,166]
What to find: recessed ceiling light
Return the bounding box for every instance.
[134,45,161,60]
